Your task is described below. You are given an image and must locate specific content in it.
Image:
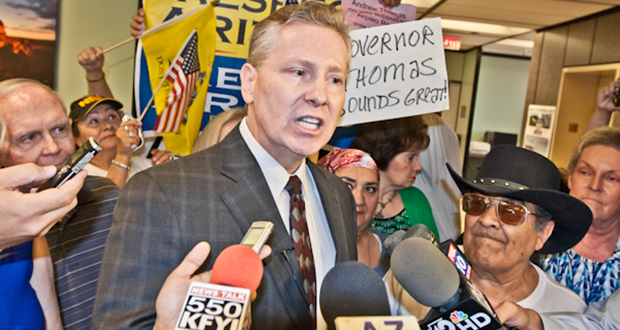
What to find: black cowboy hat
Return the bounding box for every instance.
[448,145,592,254]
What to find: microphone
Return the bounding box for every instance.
[176,244,263,330]
[388,223,472,280]
[391,238,506,330]
[210,244,264,295]
[384,224,439,255]
[320,261,392,330]
[438,239,473,280]
[384,230,406,255]
[404,224,438,246]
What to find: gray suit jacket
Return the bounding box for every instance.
[92,128,357,329]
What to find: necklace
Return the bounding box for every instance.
[375,190,398,219]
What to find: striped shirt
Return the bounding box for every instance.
[46,176,120,330]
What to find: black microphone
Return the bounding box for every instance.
[394,223,473,280]
[384,224,439,255]
[391,238,507,330]
[403,224,438,246]
[384,230,406,255]
[320,261,391,330]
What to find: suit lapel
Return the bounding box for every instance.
[219,129,311,327]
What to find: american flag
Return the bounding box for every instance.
[153,31,200,133]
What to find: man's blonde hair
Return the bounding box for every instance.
[247,1,351,70]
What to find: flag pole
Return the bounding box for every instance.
[102,2,215,54]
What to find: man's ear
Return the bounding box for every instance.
[535,220,555,251]
[240,63,257,105]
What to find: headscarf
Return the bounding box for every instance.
[318,148,379,175]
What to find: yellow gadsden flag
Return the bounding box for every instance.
[141,3,216,155]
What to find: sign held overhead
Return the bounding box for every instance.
[340,17,449,127]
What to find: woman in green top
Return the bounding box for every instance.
[350,116,438,239]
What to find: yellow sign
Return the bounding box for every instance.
[142,3,217,154]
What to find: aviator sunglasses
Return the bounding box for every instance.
[462,193,541,226]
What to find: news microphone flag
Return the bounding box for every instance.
[152,31,200,133]
[176,281,250,330]
[140,3,216,155]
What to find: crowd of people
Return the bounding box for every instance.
[1,1,620,330]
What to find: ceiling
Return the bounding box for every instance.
[401,0,620,56]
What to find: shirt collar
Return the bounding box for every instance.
[239,118,307,200]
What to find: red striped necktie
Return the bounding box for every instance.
[285,175,317,329]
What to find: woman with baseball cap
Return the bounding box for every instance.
[70,95,171,188]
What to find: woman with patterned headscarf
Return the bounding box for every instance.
[319,148,390,276]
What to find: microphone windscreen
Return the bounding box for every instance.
[210,244,264,295]
[403,224,437,246]
[320,261,391,330]
[391,237,460,308]
[384,230,406,255]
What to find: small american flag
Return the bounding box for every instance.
[153,31,200,133]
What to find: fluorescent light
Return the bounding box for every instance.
[439,19,531,36]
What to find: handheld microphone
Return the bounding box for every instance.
[403,224,438,246]
[391,223,473,280]
[391,238,506,330]
[210,244,264,295]
[384,224,439,255]
[320,261,392,330]
[384,230,406,255]
[176,245,263,330]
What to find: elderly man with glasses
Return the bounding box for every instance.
[387,146,593,319]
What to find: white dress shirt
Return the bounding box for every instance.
[239,118,336,330]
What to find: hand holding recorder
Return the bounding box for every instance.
[0,163,86,249]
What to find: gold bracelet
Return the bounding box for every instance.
[111,159,131,171]
[87,73,105,83]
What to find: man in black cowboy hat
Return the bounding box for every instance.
[387,145,593,317]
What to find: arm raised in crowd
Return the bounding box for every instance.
[77,46,114,98]
[0,164,86,249]
[130,8,146,38]
[586,77,620,132]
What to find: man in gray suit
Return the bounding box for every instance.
[92,2,357,329]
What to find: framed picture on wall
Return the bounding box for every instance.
[0,0,58,87]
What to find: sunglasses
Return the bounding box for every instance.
[462,193,540,226]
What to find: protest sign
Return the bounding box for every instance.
[341,0,417,30]
[340,17,449,126]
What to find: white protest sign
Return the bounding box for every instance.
[341,0,417,30]
[340,17,449,127]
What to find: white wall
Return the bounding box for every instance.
[470,55,530,142]
[56,0,138,111]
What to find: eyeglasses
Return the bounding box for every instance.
[462,193,540,226]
